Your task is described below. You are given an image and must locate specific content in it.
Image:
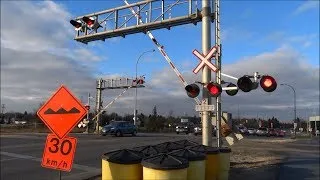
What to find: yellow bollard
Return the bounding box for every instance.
[169,149,206,180]
[188,145,220,180]
[102,149,143,180]
[217,147,231,180]
[142,153,189,180]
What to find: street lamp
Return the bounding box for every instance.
[134,49,155,126]
[280,83,296,137]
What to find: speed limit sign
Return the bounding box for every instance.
[41,134,77,172]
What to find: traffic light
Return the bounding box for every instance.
[82,16,102,30]
[260,75,277,92]
[225,83,238,96]
[206,82,222,97]
[185,84,200,98]
[237,76,253,92]
[70,20,84,32]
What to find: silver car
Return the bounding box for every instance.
[256,127,269,136]
[247,128,256,135]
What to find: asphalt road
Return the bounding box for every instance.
[1,133,319,180]
[0,132,205,180]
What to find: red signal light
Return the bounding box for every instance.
[185,84,200,98]
[206,82,222,97]
[82,16,95,27]
[70,20,83,31]
[82,16,102,30]
[260,75,277,92]
[137,79,144,84]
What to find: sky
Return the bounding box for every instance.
[1,0,319,122]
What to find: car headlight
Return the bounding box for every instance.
[111,127,115,130]
[102,129,106,132]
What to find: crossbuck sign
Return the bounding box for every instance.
[192,46,219,74]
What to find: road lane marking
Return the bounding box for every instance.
[0,157,20,162]
[0,151,100,172]
[1,143,43,149]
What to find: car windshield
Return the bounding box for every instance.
[108,121,122,126]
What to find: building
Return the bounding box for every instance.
[309,116,320,135]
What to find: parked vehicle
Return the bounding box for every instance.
[268,128,278,136]
[101,121,137,137]
[237,125,248,135]
[193,125,217,136]
[275,128,286,137]
[176,125,191,134]
[247,128,256,135]
[193,126,202,136]
[256,127,269,136]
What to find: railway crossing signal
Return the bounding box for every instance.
[82,16,102,30]
[185,74,277,98]
[260,75,277,92]
[237,76,253,92]
[70,20,84,32]
[225,83,238,96]
[185,82,222,98]
[236,75,277,93]
[206,82,222,97]
[185,84,200,98]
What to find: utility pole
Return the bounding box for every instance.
[1,104,5,123]
[201,0,212,146]
[95,79,103,134]
[214,0,222,147]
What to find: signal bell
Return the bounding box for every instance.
[185,84,200,98]
[260,75,277,92]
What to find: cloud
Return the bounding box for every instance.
[219,27,256,43]
[106,45,318,121]
[0,1,98,112]
[0,1,73,52]
[294,0,320,15]
[261,32,319,50]
[0,1,101,63]
[1,1,319,121]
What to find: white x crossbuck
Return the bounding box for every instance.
[192,46,219,74]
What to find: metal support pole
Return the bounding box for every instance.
[280,83,296,138]
[215,0,222,148]
[95,79,103,134]
[85,92,90,133]
[201,0,212,146]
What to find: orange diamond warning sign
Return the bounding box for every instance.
[37,85,87,139]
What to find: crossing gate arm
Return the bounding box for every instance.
[124,0,201,105]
